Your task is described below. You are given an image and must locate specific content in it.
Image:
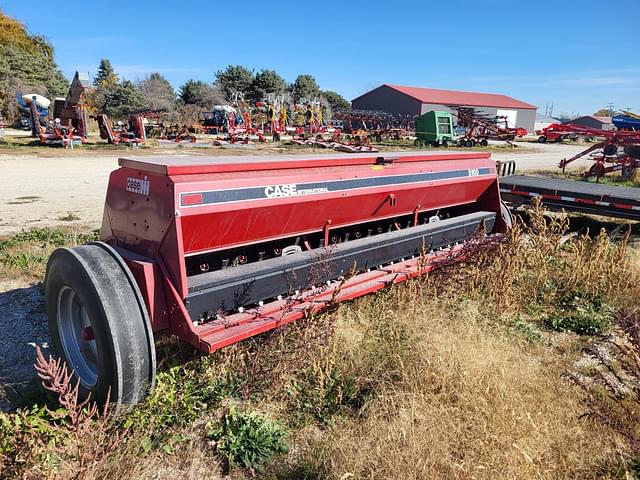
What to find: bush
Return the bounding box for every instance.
[545,291,613,335]
[124,363,241,453]
[286,368,366,425]
[206,408,289,471]
[513,317,547,344]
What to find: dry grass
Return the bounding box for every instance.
[2,203,640,479]
[286,293,624,480]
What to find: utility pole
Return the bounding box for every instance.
[606,102,615,116]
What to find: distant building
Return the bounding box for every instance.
[565,115,614,131]
[351,84,537,132]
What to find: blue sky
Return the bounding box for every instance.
[2,0,639,116]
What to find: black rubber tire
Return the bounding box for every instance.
[413,139,421,147]
[479,139,489,147]
[603,144,618,156]
[45,242,155,409]
[538,136,547,144]
[375,134,382,143]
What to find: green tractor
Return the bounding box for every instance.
[414,111,455,147]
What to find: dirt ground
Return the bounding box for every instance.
[0,141,590,236]
[0,140,594,411]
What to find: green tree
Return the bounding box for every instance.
[100,80,148,118]
[321,90,350,111]
[0,11,68,119]
[0,12,52,57]
[291,74,320,102]
[250,69,286,102]
[214,65,254,100]
[93,59,118,89]
[138,72,176,112]
[179,79,224,107]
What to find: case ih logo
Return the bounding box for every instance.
[264,184,329,198]
[264,184,297,198]
[126,176,150,196]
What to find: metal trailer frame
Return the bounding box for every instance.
[499,174,640,221]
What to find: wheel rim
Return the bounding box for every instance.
[57,286,98,389]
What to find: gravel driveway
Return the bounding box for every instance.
[0,142,590,237]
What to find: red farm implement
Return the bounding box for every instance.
[45,151,510,407]
[96,114,146,145]
[38,105,88,148]
[455,107,527,146]
[547,124,640,179]
[332,109,415,143]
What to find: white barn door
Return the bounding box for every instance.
[496,109,517,128]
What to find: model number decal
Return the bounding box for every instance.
[468,168,480,177]
[126,176,150,196]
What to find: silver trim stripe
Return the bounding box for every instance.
[180,167,493,207]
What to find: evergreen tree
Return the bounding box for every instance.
[178,79,224,107]
[250,69,286,102]
[214,65,255,100]
[93,59,118,88]
[291,74,320,102]
[100,80,148,118]
[321,90,351,111]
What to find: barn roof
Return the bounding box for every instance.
[356,84,537,110]
[591,115,612,123]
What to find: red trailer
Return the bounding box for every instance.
[45,151,509,406]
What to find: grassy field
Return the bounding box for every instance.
[1,203,640,479]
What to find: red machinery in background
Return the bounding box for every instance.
[455,107,527,146]
[332,109,415,142]
[548,123,640,179]
[537,123,604,143]
[96,114,146,145]
[39,105,88,147]
[44,151,509,406]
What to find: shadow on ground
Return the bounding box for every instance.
[0,282,50,411]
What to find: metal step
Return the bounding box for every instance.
[186,210,495,322]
